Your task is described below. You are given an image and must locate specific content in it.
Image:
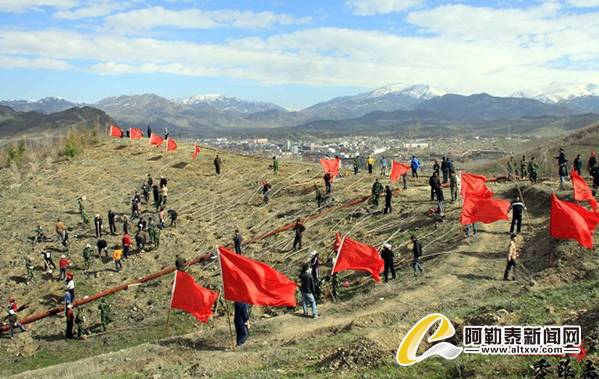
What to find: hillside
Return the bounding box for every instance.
[0,107,112,146]
[0,137,597,378]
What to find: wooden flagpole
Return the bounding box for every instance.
[216,247,237,351]
[166,270,177,331]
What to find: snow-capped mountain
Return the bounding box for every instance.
[175,94,286,114]
[300,83,447,120]
[513,82,599,103]
[0,97,77,113]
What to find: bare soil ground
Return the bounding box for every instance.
[0,138,597,378]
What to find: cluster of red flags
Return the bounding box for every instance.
[570,171,598,211]
[550,193,599,249]
[218,246,297,307]
[389,161,410,184]
[460,172,509,225]
[320,158,340,180]
[130,128,143,140]
[170,270,218,323]
[109,124,123,138]
[332,235,384,282]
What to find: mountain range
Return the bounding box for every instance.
[1,82,599,137]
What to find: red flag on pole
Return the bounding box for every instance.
[110,124,123,138]
[129,128,143,140]
[389,161,410,183]
[149,133,163,147]
[460,196,510,225]
[571,170,598,211]
[320,158,340,180]
[332,236,384,282]
[192,143,201,160]
[461,172,493,198]
[170,270,218,323]
[166,138,177,152]
[218,246,297,307]
[550,193,599,249]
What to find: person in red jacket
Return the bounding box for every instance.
[122,232,132,259]
[59,255,71,280]
[7,298,17,313]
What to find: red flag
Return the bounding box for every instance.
[332,236,384,282]
[320,158,340,180]
[110,124,123,138]
[166,138,177,152]
[389,161,410,183]
[461,172,493,198]
[571,170,598,211]
[149,133,163,147]
[129,128,143,140]
[218,246,297,307]
[170,271,218,323]
[460,196,510,225]
[192,144,201,160]
[550,193,599,249]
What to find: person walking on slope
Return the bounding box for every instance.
[411,156,420,178]
[94,214,103,239]
[113,245,123,272]
[56,219,66,243]
[98,299,112,331]
[367,155,375,174]
[82,244,93,270]
[233,229,243,254]
[5,309,26,337]
[508,196,526,234]
[107,210,116,235]
[434,176,445,217]
[380,243,396,282]
[429,171,439,201]
[441,157,449,183]
[314,184,324,207]
[411,235,424,277]
[299,263,319,318]
[293,218,306,251]
[214,154,222,176]
[588,152,597,176]
[323,172,332,194]
[573,154,583,176]
[433,159,440,177]
[41,250,56,273]
[234,301,250,347]
[77,196,88,224]
[59,254,70,280]
[507,156,517,180]
[262,181,272,205]
[122,232,132,259]
[168,209,178,227]
[384,185,393,214]
[504,234,519,281]
[555,148,568,190]
[371,179,384,207]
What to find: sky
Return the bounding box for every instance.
[0,0,598,109]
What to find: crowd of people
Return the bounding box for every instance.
[3,142,592,352]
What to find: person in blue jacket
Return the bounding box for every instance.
[411,156,421,178]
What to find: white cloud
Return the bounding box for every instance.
[0,0,78,12]
[0,55,71,70]
[54,1,133,19]
[567,0,599,7]
[346,0,423,15]
[0,2,598,96]
[103,6,310,32]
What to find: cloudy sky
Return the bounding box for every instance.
[0,0,598,109]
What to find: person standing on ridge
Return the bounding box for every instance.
[588,152,597,176]
[410,156,420,178]
[433,159,440,178]
[441,157,449,183]
[323,172,332,194]
[272,156,279,175]
[214,154,222,176]
[528,157,539,184]
[573,154,583,176]
[555,148,568,190]
[367,155,375,174]
[107,210,116,235]
[353,154,360,175]
[449,170,460,202]
[520,155,528,178]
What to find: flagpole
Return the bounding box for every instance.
[166,270,177,331]
[331,235,345,275]
[216,247,237,351]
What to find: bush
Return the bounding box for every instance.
[63,131,83,159]
[7,139,26,166]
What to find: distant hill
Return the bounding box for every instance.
[0,97,77,114]
[0,106,112,144]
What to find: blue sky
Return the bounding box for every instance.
[0,0,598,109]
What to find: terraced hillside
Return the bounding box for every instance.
[0,137,597,378]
